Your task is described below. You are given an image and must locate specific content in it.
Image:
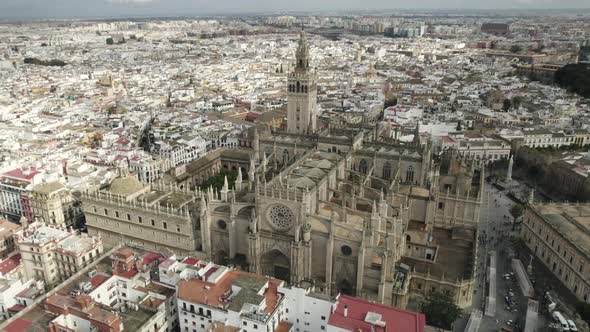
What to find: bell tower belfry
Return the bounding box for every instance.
[287,31,318,135]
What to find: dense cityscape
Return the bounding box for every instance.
[0,7,589,332]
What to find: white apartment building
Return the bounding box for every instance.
[129,156,172,183]
[158,142,203,168]
[0,278,37,320]
[439,135,511,162]
[177,262,426,332]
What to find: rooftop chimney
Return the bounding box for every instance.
[344,305,348,318]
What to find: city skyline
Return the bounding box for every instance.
[2,0,590,19]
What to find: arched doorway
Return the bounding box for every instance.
[261,249,290,282]
[215,250,228,265]
[337,278,353,295]
[359,159,368,174]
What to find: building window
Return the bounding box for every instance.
[115,211,119,218]
[359,159,368,174]
[104,209,108,215]
[163,222,167,229]
[406,166,415,183]
[383,162,391,179]
[341,245,352,256]
[218,220,227,230]
[151,219,155,226]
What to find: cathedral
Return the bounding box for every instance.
[84,31,483,309]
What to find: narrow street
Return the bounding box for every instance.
[455,181,531,332]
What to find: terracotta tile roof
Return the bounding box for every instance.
[89,273,110,288]
[2,168,40,181]
[0,253,21,275]
[178,269,281,314]
[328,295,425,332]
[3,318,32,332]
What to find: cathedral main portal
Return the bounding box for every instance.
[261,249,290,282]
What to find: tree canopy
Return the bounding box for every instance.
[198,169,238,192]
[502,99,512,112]
[510,204,524,220]
[577,301,590,322]
[554,64,590,98]
[510,45,523,53]
[421,291,462,330]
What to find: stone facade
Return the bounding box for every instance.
[83,175,202,257]
[521,203,590,304]
[30,181,82,228]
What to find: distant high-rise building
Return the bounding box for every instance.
[481,23,510,36]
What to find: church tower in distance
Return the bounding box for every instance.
[287,31,318,135]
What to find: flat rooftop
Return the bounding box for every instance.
[178,270,282,316]
[533,203,590,259]
[17,223,70,245]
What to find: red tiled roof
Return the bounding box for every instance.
[0,253,21,275]
[328,295,425,332]
[440,136,457,143]
[116,137,130,145]
[140,252,163,267]
[89,273,110,288]
[7,304,26,312]
[119,269,138,279]
[2,168,40,181]
[182,257,199,265]
[203,267,218,280]
[3,318,32,332]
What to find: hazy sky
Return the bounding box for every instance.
[1,0,590,19]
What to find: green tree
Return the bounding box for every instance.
[510,45,523,53]
[198,169,238,192]
[554,64,590,98]
[510,204,524,221]
[511,96,523,109]
[106,37,114,45]
[421,291,462,330]
[577,301,590,322]
[502,99,512,112]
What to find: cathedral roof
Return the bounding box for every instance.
[108,176,145,196]
[287,176,316,189]
[293,167,326,179]
[302,159,334,169]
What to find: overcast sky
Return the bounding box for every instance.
[1,0,589,19]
